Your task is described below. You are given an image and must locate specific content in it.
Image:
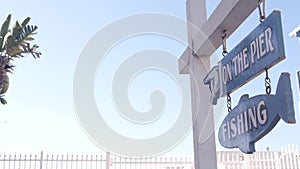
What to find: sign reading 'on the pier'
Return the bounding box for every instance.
[204,11,285,105]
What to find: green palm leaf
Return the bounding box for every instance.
[0,14,11,52]
[6,24,40,58]
[0,14,41,104]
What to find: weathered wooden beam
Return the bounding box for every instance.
[179,0,261,74]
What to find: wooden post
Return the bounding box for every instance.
[179,0,263,168]
[298,71,300,115]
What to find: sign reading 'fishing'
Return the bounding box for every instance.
[218,73,296,154]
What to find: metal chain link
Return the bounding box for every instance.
[265,69,271,94]
[222,30,231,113]
[227,93,232,113]
[221,30,228,57]
[258,0,266,22]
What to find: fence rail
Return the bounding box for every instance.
[217,145,300,169]
[0,152,193,169]
[0,145,299,169]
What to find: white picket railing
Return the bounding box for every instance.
[217,145,300,169]
[0,145,299,169]
[0,151,193,169]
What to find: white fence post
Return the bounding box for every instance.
[106,152,110,169]
[40,151,43,169]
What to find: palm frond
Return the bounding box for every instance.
[0,14,11,52]
[0,14,41,104]
[5,24,40,58]
[21,17,30,27]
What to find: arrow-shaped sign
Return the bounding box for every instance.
[204,11,285,105]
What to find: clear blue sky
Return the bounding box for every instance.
[0,0,299,156]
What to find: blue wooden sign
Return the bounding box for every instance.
[204,11,285,105]
[218,73,296,154]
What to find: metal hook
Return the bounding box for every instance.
[258,0,266,22]
[221,30,228,57]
